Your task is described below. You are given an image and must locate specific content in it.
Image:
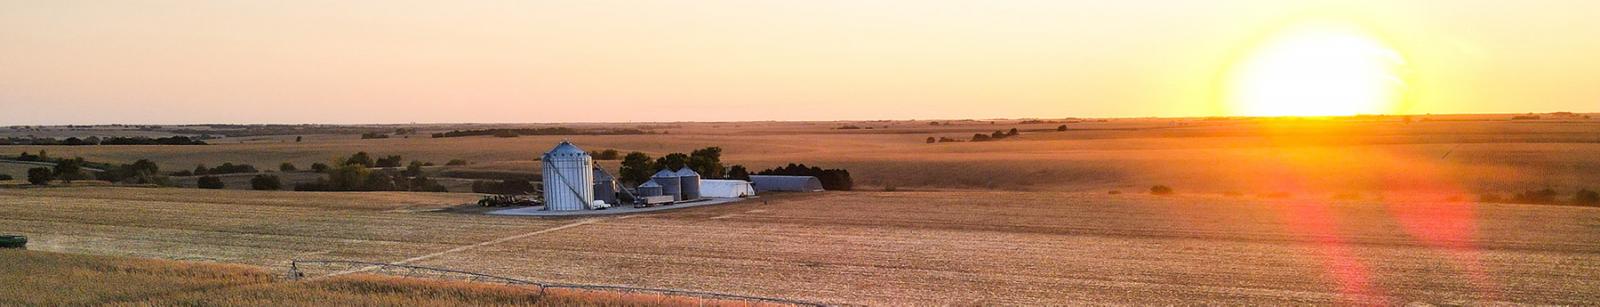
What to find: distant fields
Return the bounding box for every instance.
[5,116,1599,196]
[4,187,1598,305]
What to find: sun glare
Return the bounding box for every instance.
[1224,21,1407,117]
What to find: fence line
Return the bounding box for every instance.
[288,259,828,307]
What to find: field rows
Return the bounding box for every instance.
[3,187,1598,305]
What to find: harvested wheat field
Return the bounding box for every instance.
[4,186,1598,305]
[0,249,771,306]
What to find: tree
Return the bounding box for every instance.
[280,162,297,172]
[971,134,991,142]
[295,136,303,142]
[1057,125,1068,131]
[53,157,86,183]
[655,153,689,172]
[687,147,725,178]
[926,137,936,143]
[326,164,371,190]
[27,167,52,185]
[590,149,621,160]
[250,175,282,190]
[446,159,469,166]
[727,165,751,181]
[618,152,655,186]
[197,176,225,189]
[193,164,209,175]
[1007,128,1020,136]
[344,152,374,167]
[310,162,330,172]
[991,130,1006,139]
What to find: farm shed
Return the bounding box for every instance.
[700,179,756,198]
[749,175,824,192]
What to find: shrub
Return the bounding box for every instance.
[926,137,936,144]
[1150,185,1174,195]
[27,167,52,185]
[0,174,10,181]
[279,162,297,172]
[310,163,330,172]
[250,175,282,190]
[1057,125,1068,131]
[197,176,225,189]
[344,152,374,168]
[403,161,425,177]
[1479,193,1504,203]
[53,157,87,183]
[971,134,991,142]
[445,159,469,166]
[1574,189,1600,206]
[1108,190,1122,195]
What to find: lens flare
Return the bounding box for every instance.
[1225,21,1407,117]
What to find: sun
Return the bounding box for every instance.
[1223,20,1408,117]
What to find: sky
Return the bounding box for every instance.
[1,0,1597,124]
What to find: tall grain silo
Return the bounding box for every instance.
[651,168,681,201]
[637,180,664,197]
[541,141,594,211]
[674,168,701,200]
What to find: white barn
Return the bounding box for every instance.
[699,179,756,198]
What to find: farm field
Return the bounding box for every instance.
[0,249,761,306]
[4,186,1598,305]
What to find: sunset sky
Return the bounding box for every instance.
[2,0,1597,124]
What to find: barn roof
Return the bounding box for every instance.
[748,175,824,192]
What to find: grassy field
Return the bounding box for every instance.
[4,186,1598,305]
[5,115,1599,197]
[0,249,769,306]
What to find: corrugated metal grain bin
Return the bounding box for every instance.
[542,141,594,211]
[651,168,681,201]
[674,168,702,200]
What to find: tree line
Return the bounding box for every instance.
[430,127,649,138]
[0,136,207,146]
[292,152,446,192]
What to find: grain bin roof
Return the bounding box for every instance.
[652,168,677,178]
[639,181,661,188]
[545,141,587,156]
[672,168,700,177]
